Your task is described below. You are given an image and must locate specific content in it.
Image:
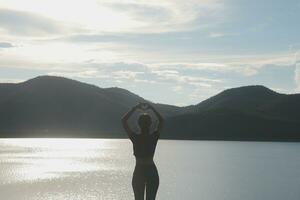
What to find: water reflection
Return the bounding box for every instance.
[1,139,300,200]
[0,139,131,183]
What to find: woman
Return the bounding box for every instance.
[122,102,164,200]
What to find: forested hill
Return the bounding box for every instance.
[164,86,300,141]
[0,76,299,141]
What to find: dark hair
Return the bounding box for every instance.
[138,113,152,129]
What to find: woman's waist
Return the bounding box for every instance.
[135,157,154,164]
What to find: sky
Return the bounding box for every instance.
[0,0,300,106]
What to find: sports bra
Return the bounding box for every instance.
[130,132,159,158]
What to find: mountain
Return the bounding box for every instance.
[0,76,182,138]
[163,86,300,141]
[0,76,299,141]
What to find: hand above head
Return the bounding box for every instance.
[135,102,149,111]
[132,103,143,110]
[140,102,150,110]
[122,103,151,138]
[147,103,154,110]
[142,103,164,134]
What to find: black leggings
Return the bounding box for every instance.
[132,163,159,200]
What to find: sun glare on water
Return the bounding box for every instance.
[1,139,123,184]
[6,138,107,149]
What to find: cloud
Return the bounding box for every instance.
[45,62,153,84]
[0,78,24,83]
[295,60,300,92]
[103,2,172,23]
[40,61,223,90]
[149,62,260,76]
[95,62,149,72]
[173,53,296,76]
[0,0,225,40]
[0,42,14,48]
[1,56,296,105]
[172,85,183,93]
[208,32,239,38]
[151,68,221,88]
[100,0,224,33]
[150,62,228,71]
[112,70,144,80]
[0,8,66,36]
[47,70,106,79]
[209,32,225,38]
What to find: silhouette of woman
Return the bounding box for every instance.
[122,102,164,200]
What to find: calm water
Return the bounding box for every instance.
[0,139,299,200]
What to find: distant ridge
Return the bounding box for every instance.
[186,85,280,112]
[164,85,300,141]
[0,76,299,141]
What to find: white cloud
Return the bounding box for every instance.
[209,32,225,38]
[0,8,69,37]
[0,0,224,39]
[291,48,300,92]
[47,70,105,79]
[0,78,24,83]
[172,85,183,93]
[151,68,220,87]
[100,0,224,33]
[150,62,232,73]
[1,56,296,105]
[134,79,157,84]
[148,54,294,77]
[0,42,14,48]
[295,63,300,92]
[1,0,299,105]
[112,70,144,80]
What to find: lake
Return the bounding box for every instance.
[0,139,299,200]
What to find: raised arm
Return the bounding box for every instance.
[148,104,164,135]
[122,104,139,139]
